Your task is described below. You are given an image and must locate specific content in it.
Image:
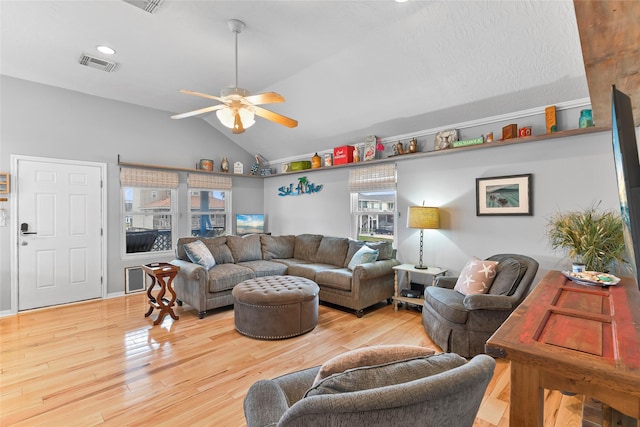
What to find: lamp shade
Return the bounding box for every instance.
[407,206,440,229]
[216,107,256,130]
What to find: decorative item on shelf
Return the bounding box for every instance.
[484,132,494,142]
[333,145,355,165]
[234,161,244,174]
[394,141,405,155]
[278,176,323,196]
[452,137,484,148]
[363,135,377,161]
[290,160,311,171]
[0,172,9,194]
[250,155,261,175]
[501,124,517,140]
[282,163,290,173]
[311,153,322,169]
[545,105,557,133]
[518,126,532,137]
[324,153,332,167]
[220,157,230,173]
[434,129,458,150]
[260,168,274,176]
[546,202,627,273]
[199,159,214,171]
[407,203,440,269]
[409,138,418,153]
[579,109,593,128]
[353,146,360,163]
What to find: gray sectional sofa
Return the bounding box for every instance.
[170,234,400,318]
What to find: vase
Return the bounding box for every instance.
[220,157,229,173]
[579,109,593,128]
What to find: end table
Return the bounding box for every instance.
[143,262,180,325]
[392,264,447,311]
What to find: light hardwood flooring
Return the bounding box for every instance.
[1,294,585,426]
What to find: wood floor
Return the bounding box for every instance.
[0,294,586,426]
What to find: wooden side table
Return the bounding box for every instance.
[143,262,180,325]
[392,264,447,311]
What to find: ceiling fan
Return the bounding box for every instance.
[171,19,298,134]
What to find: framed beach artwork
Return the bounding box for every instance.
[476,174,532,216]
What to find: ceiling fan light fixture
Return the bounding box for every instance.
[216,106,255,130]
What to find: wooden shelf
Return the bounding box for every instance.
[117,159,264,179]
[275,126,610,177]
[118,127,610,179]
[0,172,9,194]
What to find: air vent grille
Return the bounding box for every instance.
[79,54,118,72]
[123,0,163,14]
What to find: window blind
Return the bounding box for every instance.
[120,167,179,188]
[187,173,232,190]
[348,163,397,192]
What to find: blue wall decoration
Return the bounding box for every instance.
[278,176,323,196]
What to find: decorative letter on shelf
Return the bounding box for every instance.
[278,176,323,197]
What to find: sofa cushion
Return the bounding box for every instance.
[343,240,366,268]
[294,234,323,261]
[287,263,336,281]
[226,234,262,263]
[315,268,352,291]
[183,240,216,270]
[454,257,498,295]
[237,260,288,277]
[304,352,466,397]
[348,245,378,270]
[260,235,295,260]
[364,241,393,260]
[488,258,523,296]
[424,286,468,324]
[315,236,349,266]
[313,345,435,385]
[176,236,234,264]
[207,264,255,293]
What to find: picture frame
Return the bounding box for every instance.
[476,174,532,216]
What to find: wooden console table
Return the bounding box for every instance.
[143,262,180,325]
[486,270,640,426]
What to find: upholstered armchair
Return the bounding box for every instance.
[244,351,495,427]
[422,254,539,358]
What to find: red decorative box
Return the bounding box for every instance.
[333,145,355,165]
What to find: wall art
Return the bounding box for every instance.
[476,174,532,216]
[278,176,323,196]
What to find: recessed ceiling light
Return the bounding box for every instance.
[97,45,116,55]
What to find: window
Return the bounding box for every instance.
[349,164,397,244]
[189,189,231,237]
[121,168,179,255]
[188,173,232,238]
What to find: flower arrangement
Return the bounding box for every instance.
[546,203,627,273]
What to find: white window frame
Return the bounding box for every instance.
[351,190,398,245]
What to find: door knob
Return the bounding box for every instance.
[20,222,37,235]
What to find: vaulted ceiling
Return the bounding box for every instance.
[0,1,604,161]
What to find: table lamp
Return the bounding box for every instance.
[407,205,440,269]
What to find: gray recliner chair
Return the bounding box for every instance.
[422,254,539,358]
[244,353,495,427]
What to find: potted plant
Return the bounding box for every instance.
[546,203,627,273]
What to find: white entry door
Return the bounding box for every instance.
[17,158,104,310]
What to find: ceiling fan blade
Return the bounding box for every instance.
[244,92,285,105]
[253,106,298,128]
[179,89,227,103]
[171,104,226,120]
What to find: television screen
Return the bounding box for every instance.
[611,85,640,283]
[236,214,265,235]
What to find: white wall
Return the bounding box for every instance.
[0,76,263,311]
[263,127,621,288]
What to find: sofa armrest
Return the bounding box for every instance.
[353,259,401,280]
[463,294,513,311]
[169,259,207,281]
[434,276,457,289]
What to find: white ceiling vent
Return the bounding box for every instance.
[79,54,118,72]
[123,0,163,14]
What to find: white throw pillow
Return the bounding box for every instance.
[347,245,379,270]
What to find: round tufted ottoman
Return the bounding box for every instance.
[232,275,320,340]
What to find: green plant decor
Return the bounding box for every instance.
[547,204,627,273]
